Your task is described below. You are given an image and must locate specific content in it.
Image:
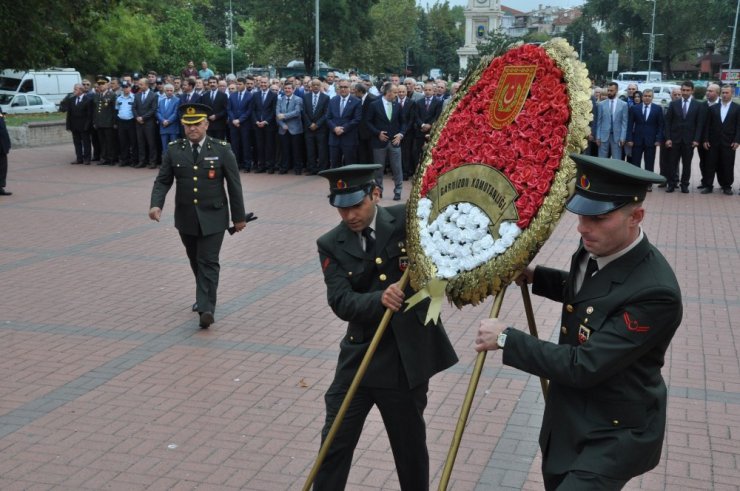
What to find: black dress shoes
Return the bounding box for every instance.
[393,194,401,201]
[666,185,675,193]
[680,185,689,194]
[723,188,733,196]
[700,187,713,194]
[0,188,12,196]
[199,311,214,329]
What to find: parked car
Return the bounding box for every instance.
[618,82,680,106]
[0,93,58,114]
[0,68,81,107]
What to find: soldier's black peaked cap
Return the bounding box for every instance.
[319,164,382,208]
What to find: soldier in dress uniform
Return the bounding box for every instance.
[313,164,458,490]
[149,103,247,329]
[475,154,683,490]
[93,75,118,165]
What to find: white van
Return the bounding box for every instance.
[0,68,81,107]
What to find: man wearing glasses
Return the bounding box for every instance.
[327,79,362,168]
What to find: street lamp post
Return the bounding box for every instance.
[315,0,320,77]
[730,0,739,71]
[645,0,657,75]
[579,32,584,61]
[229,0,234,75]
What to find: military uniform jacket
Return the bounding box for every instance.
[502,235,682,479]
[317,204,458,390]
[150,137,246,236]
[93,90,117,128]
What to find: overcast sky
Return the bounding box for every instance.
[433,1,583,12]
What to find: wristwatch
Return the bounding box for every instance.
[497,328,510,349]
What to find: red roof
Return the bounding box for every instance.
[501,5,525,16]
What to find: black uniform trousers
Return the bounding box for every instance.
[98,127,117,163]
[707,144,736,189]
[304,129,328,173]
[668,141,694,187]
[544,470,628,491]
[315,375,429,491]
[279,132,304,173]
[117,119,137,166]
[0,152,7,188]
[179,230,225,314]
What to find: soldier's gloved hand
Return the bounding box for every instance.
[382,282,405,312]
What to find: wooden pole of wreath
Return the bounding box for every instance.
[302,269,410,491]
[520,283,549,397]
[437,286,508,491]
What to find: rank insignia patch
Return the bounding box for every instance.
[399,256,409,272]
[208,169,216,179]
[623,312,650,333]
[578,324,591,344]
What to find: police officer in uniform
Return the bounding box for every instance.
[314,164,458,490]
[475,154,683,490]
[149,103,247,328]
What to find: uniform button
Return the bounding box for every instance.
[193,188,198,192]
[379,274,387,281]
[560,326,567,335]
[193,199,198,204]
[566,304,574,313]
[401,248,406,253]
[348,272,353,276]
[349,336,354,341]
[586,306,594,314]
[193,176,198,181]
[612,420,619,426]
[375,257,382,265]
[193,165,198,170]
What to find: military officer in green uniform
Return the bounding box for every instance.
[314,164,458,490]
[149,103,247,328]
[475,154,683,490]
[93,75,118,165]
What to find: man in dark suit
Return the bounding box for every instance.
[664,80,705,193]
[626,88,664,184]
[179,78,201,105]
[227,77,253,172]
[133,78,159,168]
[251,77,278,173]
[353,81,377,166]
[396,84,416,180]
[327,79,362,168]
[202,77,229,141]
[149,103,247,329]
[697,83,720,190]
[0,108,11,195]
[313,164,458,490]
[66,83,95,165]
[275,81,304,174]
[366,82,407,201]
[476,154,682,490]
[302,79,330,174]
[702,84,740,195]
[412,81,443,175]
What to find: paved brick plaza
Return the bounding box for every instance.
[0,143,738,490]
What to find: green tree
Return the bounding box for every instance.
[363,0,418,73]
[424,2,465,79]
[154,9,217,75]
[563,15,608,79]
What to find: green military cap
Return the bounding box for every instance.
[179,102,212,125]
[319,164,382,208]
[566,153,666,216]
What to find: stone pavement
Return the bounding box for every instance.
[0,143,738,490]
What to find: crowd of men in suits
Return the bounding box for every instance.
[587,80,740,195]
[60,64,453,193]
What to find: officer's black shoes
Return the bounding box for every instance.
[199,311,214,329]
[0,188,11,196]
[393,194,401,201]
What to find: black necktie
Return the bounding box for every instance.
[362,227,375,254]
[643,104,648,119]
[584,257,599,280]
[192,143,199,162]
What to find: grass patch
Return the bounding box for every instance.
[4,112,66,127]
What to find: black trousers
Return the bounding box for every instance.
[329,143,358,168]
[279,131,304,172]
[707,144,737,189]
[0,152,7,188]
[668,141,694,187]
[357,137,373,166]
[179,230,225,314]
[631,144,657,172]
[254,126,276,170]
[304,128,329,172]
[314,379,429,491]
[400,129,415,178]
[97,126,117,163]
[229,123,252,169]
[136,119,157,166]
[71,130,92,162]
[544,470,628,491]
[117,119,137,165]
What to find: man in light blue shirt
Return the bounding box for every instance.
[199,61,214,80]
[115,82,137,167]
